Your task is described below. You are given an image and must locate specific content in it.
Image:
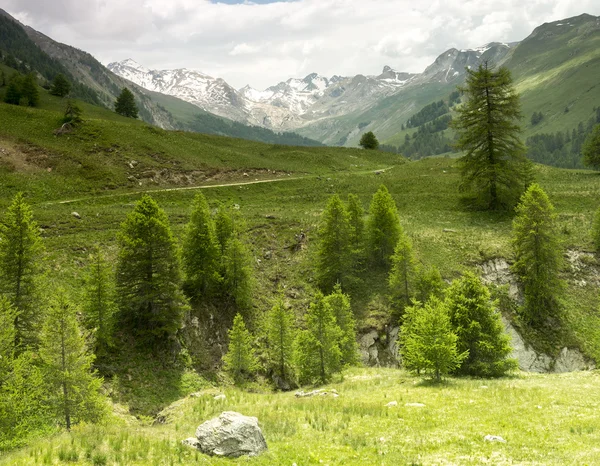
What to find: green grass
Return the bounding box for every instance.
[4,367,600,465]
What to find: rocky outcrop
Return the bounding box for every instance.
[190,412,267,458]
[358,326,400,367]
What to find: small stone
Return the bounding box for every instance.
[480,385,489,389]
[71,212,81,220]
[386,401,398,407]
[182,437,201,449]
[214,394,226,401]
[484,435,506,443]
[405,402,425,408]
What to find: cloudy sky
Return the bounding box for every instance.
[4,0,600,89]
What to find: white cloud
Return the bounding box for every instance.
[3,0,600,89]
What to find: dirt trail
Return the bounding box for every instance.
[45,167,394,206]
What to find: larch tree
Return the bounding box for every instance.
[114,195,187,350]
[0,297,16,384]
[0,193,43,349]
[415,265,445,305]
[19,73,39,107]
[266,293,295,385]
[215,204,237,254]
[323,284,359,367]
[582,124,600,170]
[114,88,138,118]
[39,293,106,430]
[347,193,366,266]
[400,297,466,382]
[294,292,342,385]
[367,185,401,268]
[452,62,533,210]
[316,194,352,292]
[445,273,516,377]
[222,237,254,311]
[512,183,563,326]
[182,193,222,301]
[388,227,417,310]
[223,313,258,384]
[49,73,71,97]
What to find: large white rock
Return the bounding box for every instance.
[194,411,267,458]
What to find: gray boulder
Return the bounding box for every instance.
[194,411,267,458]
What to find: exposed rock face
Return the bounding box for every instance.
[358,327,400,367]
[194,412,267,458]
[479,258,521,302]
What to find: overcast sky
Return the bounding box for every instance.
[4,0,600,89]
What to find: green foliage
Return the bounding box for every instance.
[359,131,379,150]
[82,248,115,355]
[49,73,71,97]
[582,124,600,170]
[414,265,445,305]
[39,293,106,430]
[406,100,449,128]
[3,73,39,107]
[388,227,416,310]
[294,292,342,385]
[63,100,83,125]
[531,111,544,126]
[593,206,600,252]
[114,195,186,350]
[223,313,258,384]
[453,63,533,210]
[316,194,352,292]
[445,273,517,377]
[114,88,138,119]
[182,193,221,301]
[222,238,254,310]
[215,204,236,254]
[0,297,16,382]
[266,293,295,384]
[367,185,401,268]
[400,298,467,382]
[323,284,359,367]
[347,193,365,266]
[0,193,43,349]
[512,184,564,326]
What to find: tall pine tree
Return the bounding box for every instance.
[388,227,416,310]
[367,185,401,268]
[266,292,295,385]
[0,193,43,349]
[114,88,138,118]
[452,62,532,210]
[222,237,254,310]
[323,284,359,367]
[512,184,563,326]
[347,193,366,266]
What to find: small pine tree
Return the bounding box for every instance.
[445,273,516,377]
[400,297,467,382]
[294,292,342,385]
[20,73,39,107]
[367,185,401,268]
[0,193,43,349]
[49,73,71,97]
[114,195,187,350]
[582,124,600,170]
[415,265,445,304]
[592,206,600,252]
[39,293,106,430]
[82,248,115,355]
[323,284,359,367]
[347,193,365,265]
[222,237,254,310]
[182,193,221,301]
[316,194,352,292]
[512,184,564,326]
[223,313,258,384]
[388,227,416,310]
[114,88,138,118]
[266,293,295,384]
[63,100,83,125]
[359,131,379,150]
[4,75,21,105]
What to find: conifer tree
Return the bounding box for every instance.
[4,75,21,105]
[49,73,71,97]
[452,62,533,210]
[114,195,186,349]
[347,193,365,265]
[367,185,401,268]
[83,248,115,355]
[316,194,352,292]
[512,184,563,326]
[582,124,600,170]
[39,294,106,430]
[359,131,379,150]
[266,293,295,384]
[592,206,600,252]
[400,297,466,382]
[388,227,416,309]
[0,297,16,383]
[0,193,43,349]
[20,73,39,107]
[415,265,445,304]
[294,292,342,384]
[223,313,258,384]
[323,284,359,367]
[114,88,138,118]
[215,204,236,254]
[445,273,516,377]
[182,193,221,301]
[222,237,254,310]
